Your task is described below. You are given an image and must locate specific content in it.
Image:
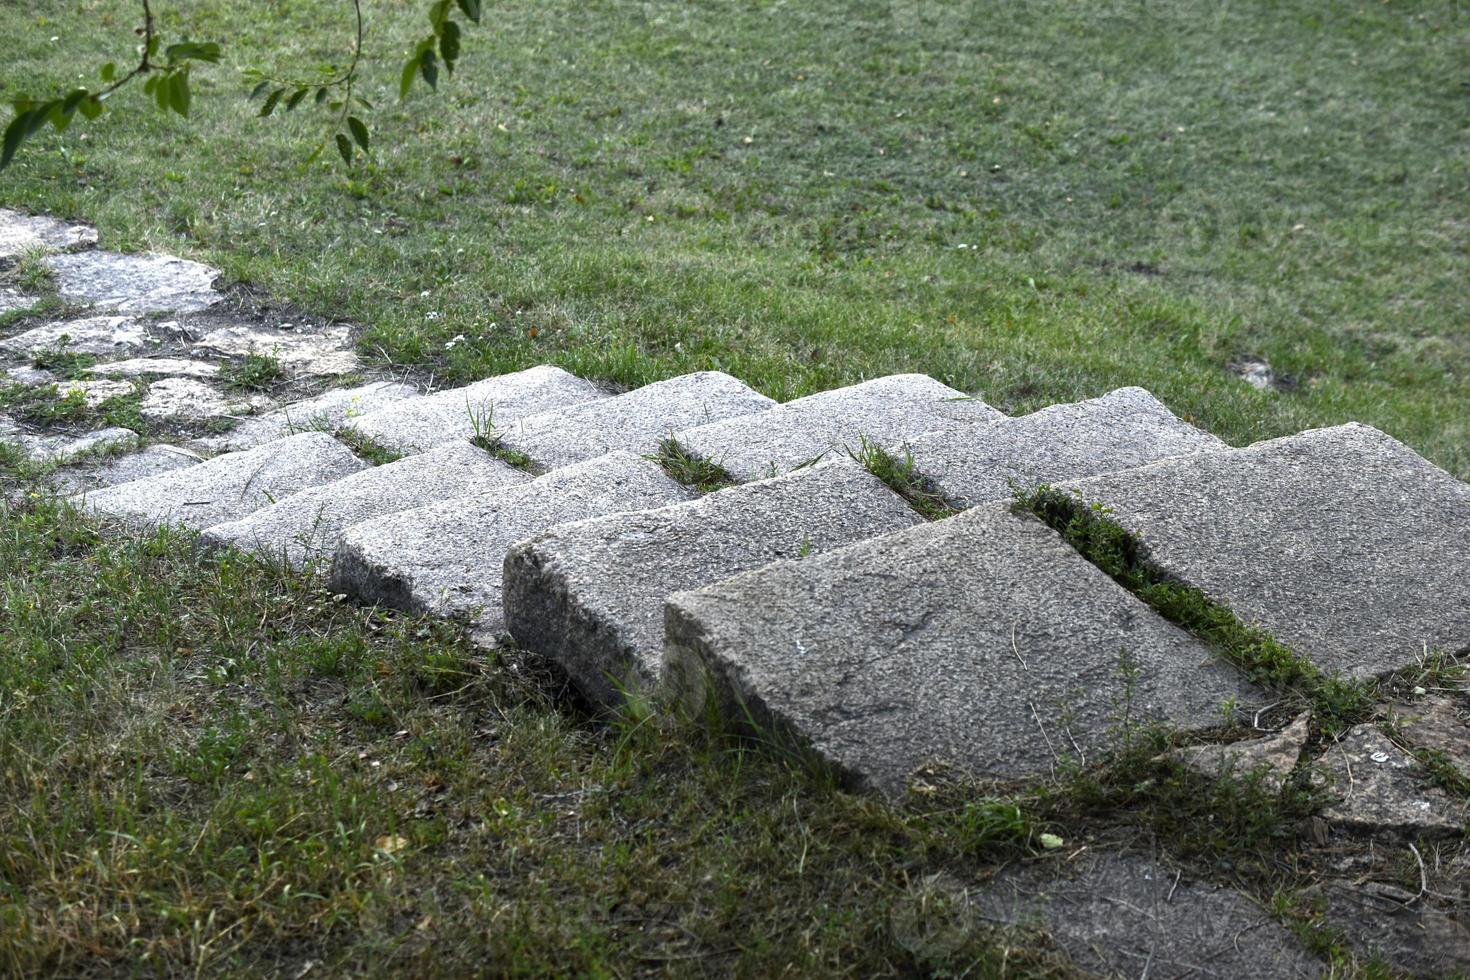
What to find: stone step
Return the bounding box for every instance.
[494,371,776,470]
[908,386,1227,508]
[73,431,366,531]
[1,419,139,465]
[50,444,204,495]
[672,373,1004,482]
[0,208,96,262]
[199,381,421,452]
[504,458,925,708]
[664,500,1259,796]
[1059,422,1470,680]
[331,451,692,640]
[199,440,531,567]
[342,365,606,455]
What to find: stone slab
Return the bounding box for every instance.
[977,852,1322,978]
[332,451,692,639]
[88,357,220,379]
[50,444,204,495]
[495,371,776,470]
[909,386,1227,508]
[1309,724,1465,836]
[44,251,221,315]
[199,441,531,568]
[1062,423,1470,680]
[1315,879,1470,977]
[1174,712,1310,794]
[343,365,607,455]
[664,501,1260,796]
[74,431,366,531]
[504,458,923,708]
[1394,696,1470,781]
[0,286,38,315]
[141,378,270,422]
[672,374,1004,482]
[191,324,359,376]
[58,379,134,408]
[198,381,421,452]
[0,209,96,261]
[0,315,146,356]
[6,366,55,386]
[27,427,139,465]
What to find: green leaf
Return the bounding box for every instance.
[286,87,309,111]
[348,116,370,153]
[457,0,482,24]
[428,0,453,32]
[48,101,72,133]
[249,80,270,100]
[77,96,104,120]
[400,55,419,101]
[99,62,116,83]
[1,108,39,171]
[419,49,439,90]
[60,89,89,115]
[440,21,461,71]
[260,88,284,117]
[335,132,353,166]
[315,87,329,105]
[168,71,191,117]
[355,95,374,110]
[153,74,171,112]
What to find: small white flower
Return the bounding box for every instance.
[425,311,441,321]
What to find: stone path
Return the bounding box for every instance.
[3,207,1467,977]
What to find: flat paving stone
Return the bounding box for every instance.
[141,378,269,422]
[0,315,147,356]
[332,451,691,640]
[44,251,221,315]
[0,286,38,315]
[665,501,1260,796]
[50,444,204,495]
[1309,724,1465,836]
[672,374,1004,483]
[192,324,359,376]
[74,431,366,531]
[977,852,1322,978]
[198,381,420,452]
[343,365,607,455]
[495,371,776,470]
[5,366,55,386]
[909,386,1227,508]
[1173,712,1310,795]
[199,441,531,568]
[28,426,139,464]
[1393,696,1470,781]
[58,379,134,408]
[505,458,923,708]
[1315,879,1470,977]
[1062,423,1470,680]
[0,209,96,261]
[88,357,220,379]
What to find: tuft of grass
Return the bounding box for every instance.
[29,346,97,379]
[852,436,957,520]
[219,351,286,391]
[9,247,57,295]
[335,428,403,465]
[652,436,736,493]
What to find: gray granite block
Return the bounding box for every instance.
[28,427,140,464]
[199,382,421,452]
[332,451,692,639]
[910,386,1227,508]
[44,251,222,315]
[504,458,924,708]
[495,371,776,470]
[1,315,147,356]
[665,501,1260,796]
[140,378,270,422]
[1309,724,1465,836]
[0,286,38,315]
[191,324,359,376]
[74,431,366,531]
[343,365,606,455]
[673,373,1004,482]
[1062,423,1470,680]
[50,444,204,495]
[977,852,1322,978]
[87,357,221,379]
[0,209,96,262]
[199,440,530,567]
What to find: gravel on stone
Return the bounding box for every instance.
[199,382,421,452]
[0,208,96,261]
[87,357,220,379]
[665,501,1260,795]
[200,441,531,567]
[343,365,608,455]
[44,251,221,315]
[0,315,147,356]
[908,386,1227,508]
[1062,423,1470,680]
[494,371,776,470]
[332,451,691,640]
[1309,724,1465,836]
[504,458,923,708]
[192,324,359,376]
[672,373,1004,483]
[74,431,366,531]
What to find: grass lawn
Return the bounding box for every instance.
[1,0,1466,974]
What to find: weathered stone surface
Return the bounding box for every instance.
[333,451,691,639]
[199,381,420,452]
[58,379,134,408]
[1310,725,1465,836]
[140,378,270,422]
[343,365,607,455]
[50,444,204,495]
[665,502,1260,796]
[74,431,366,531]
[44,251,221,315]
[672,374,1003,483]
[1394,696,1470,781]
[909,387,1227,508]
[496,371,776,470]
[192,324,358,376]
[505,459,923,707]
[200,441,531,567]
[1063,423,1470,680]
[0,315,146,356]
[978,852,1322,978]
[1174,712,1310,794]
[1314,879,1470,977]
[5,365,54,386]
[28,427,139,464]
[88,357,220,379]
[0,286,38,315]
[0,208,96,261]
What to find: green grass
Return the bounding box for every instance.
[219,351,287,391]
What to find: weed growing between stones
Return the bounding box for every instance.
[335,427,403,465]
[1019,486,1375,732]
[852,436,957,520]
[652,436,736,493]
[220,351,285,391]
[29,345,96,377]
